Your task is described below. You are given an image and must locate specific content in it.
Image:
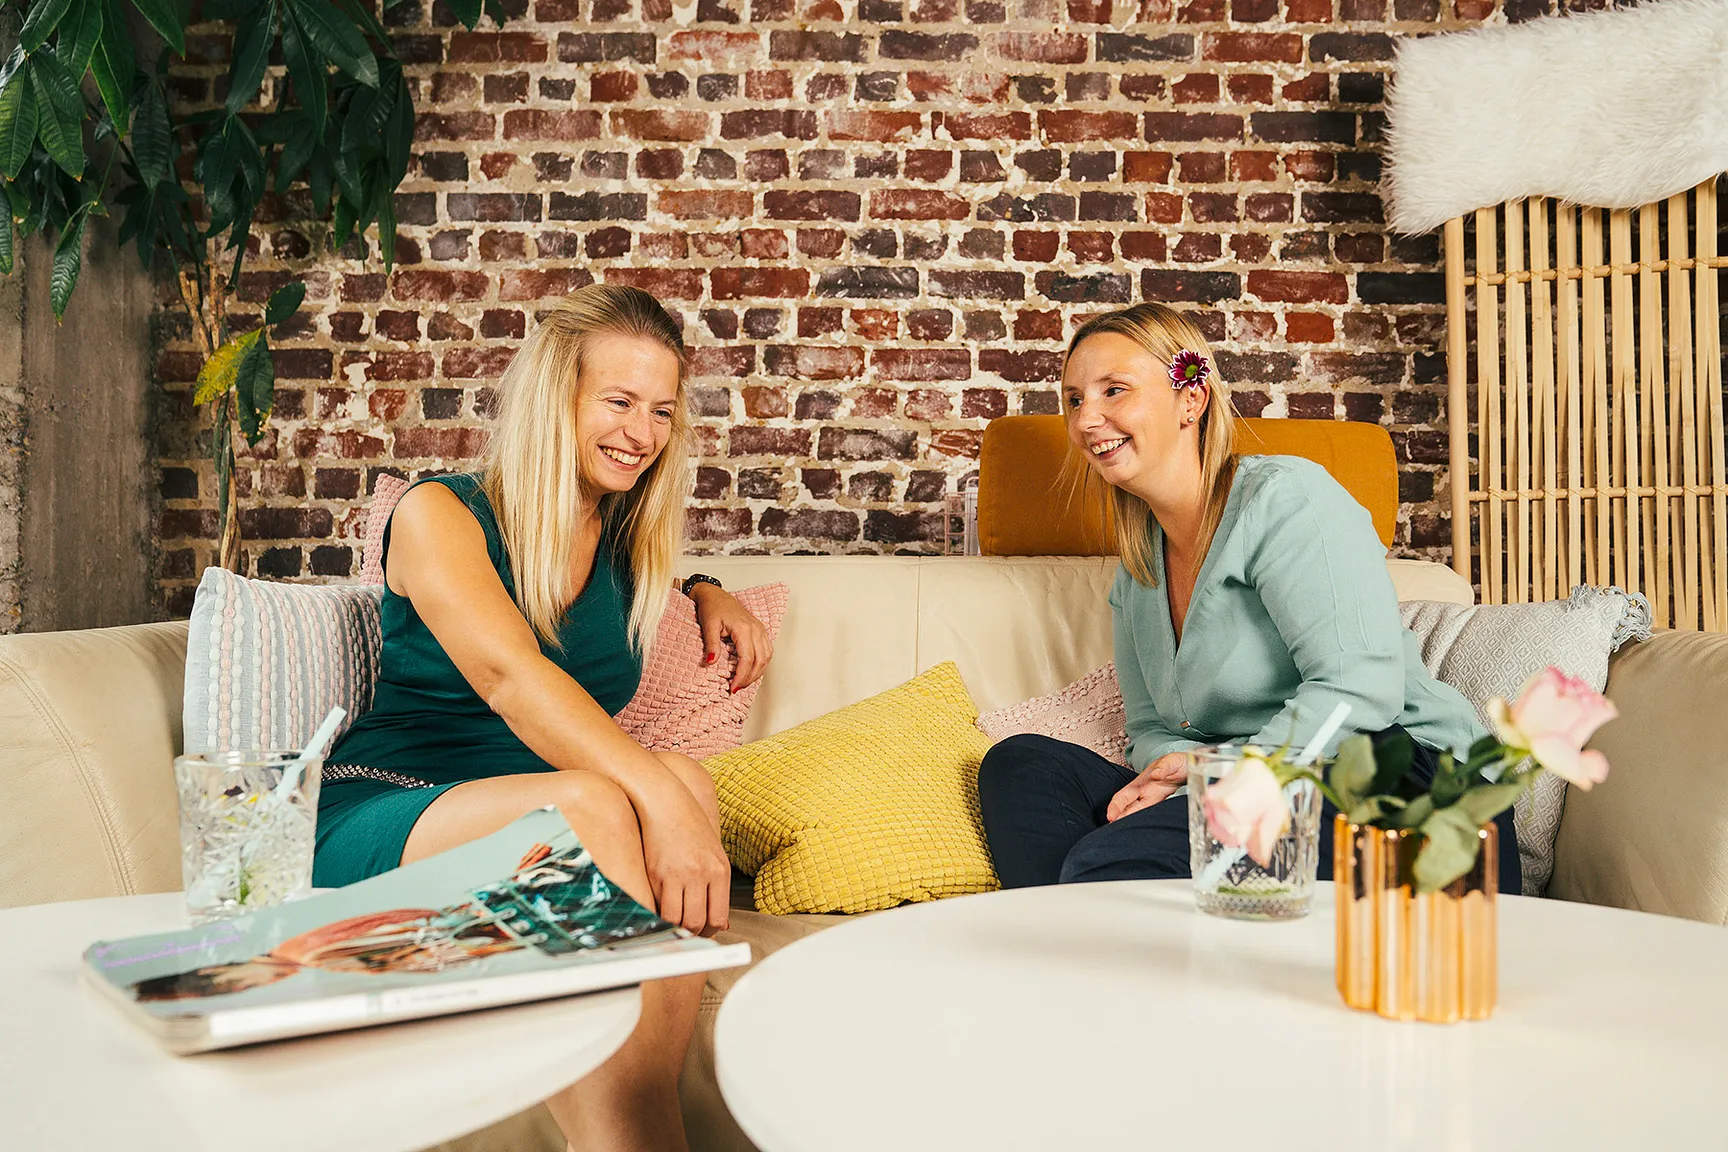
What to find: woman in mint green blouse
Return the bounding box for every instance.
[978,302,1520,894]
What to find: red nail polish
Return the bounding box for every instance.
[705,653,715,664]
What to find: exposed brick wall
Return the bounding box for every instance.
[153,0,1593,615]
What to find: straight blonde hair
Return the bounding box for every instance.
[1063,303,1239,587]
[482,284,691,654]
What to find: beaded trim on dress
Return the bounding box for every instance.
[322,763,434,789]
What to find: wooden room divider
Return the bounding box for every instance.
[1443,176,1728,632]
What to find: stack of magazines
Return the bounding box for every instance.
[83,807,750,1054]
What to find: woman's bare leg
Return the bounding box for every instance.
[404,771,704,1152]
[654,753,720,837]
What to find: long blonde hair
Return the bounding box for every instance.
[1063,302,1239,587]
[482,284,691,654]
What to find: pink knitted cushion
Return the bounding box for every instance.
[975,663,1129,766]
[358,474,413,585]
[615,583,790,760]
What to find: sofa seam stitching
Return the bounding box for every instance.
[0,647,135,894]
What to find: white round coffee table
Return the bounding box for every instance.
[717,881,1727,1151]
[0,893,642,1152]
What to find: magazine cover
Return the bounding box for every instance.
[82,807,750,1054]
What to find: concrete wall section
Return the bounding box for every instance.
[14,221,158,632]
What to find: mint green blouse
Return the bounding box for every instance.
[1110,454,1483,771]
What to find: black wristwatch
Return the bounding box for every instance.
[681,573,723,598]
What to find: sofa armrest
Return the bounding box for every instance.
[1547,630,1728,925]
[0,621,189,909]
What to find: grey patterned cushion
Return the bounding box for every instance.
[1400,586,1652,897]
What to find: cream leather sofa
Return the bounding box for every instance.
[4,554,1726,1152]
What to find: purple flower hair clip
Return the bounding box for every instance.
[1169,350,1210,390]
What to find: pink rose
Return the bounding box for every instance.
[1202,754,1289,867]
[1486,666,1617,790]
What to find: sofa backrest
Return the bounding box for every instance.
[0,555,1470,910]
[977,415,1400,555]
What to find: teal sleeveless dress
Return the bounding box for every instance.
[313,474,643,887]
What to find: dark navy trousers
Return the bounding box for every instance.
[977,731,1522,894]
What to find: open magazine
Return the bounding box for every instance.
[83,807,750,1054]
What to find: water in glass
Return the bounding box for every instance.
[174,751,321,924]
[1186,748,1321,920]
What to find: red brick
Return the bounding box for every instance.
[1286,0,1331,15]
[906,309,953,340]
[603,268,705,299]
[686,508,754,541]
[1229,74,1276,104]
[1246,270,1348,303]
[829,110,924,142]
[438,346,517,379]
[1171,73,1219,103]
[1230,151,1279,181]
[745,71,793,99]
[501,110,602,140]
[1013,231,1061,262]
[689,346,756,377]
[765,345,865,380]
[929,429,983,459]
[1067,232,1114,262]
[1284,151,1335,181]
[741,229,789,259]
[743,386,790,418]
[765,190,861,221]
[1039,110,1138,142]
[905,150,954,181]
[850,309,899,340]
[910,71,1011,103]
[1203,32,1303,62]
[721,110,818,139]
[612,110,711,142]
[938,111,1031,140]
[692,234,738,259]
[1282,74,1330,102]
[798,308,843,337]
[392,270,489,302]
[414,112,497,142]
[498,268,595,301]
[393,427,491,458]
[870,189,970,220]
[1123,151,1174,182]
[1144,192,1184,223]
[668,30,762,63]
[1119,231,1168,260]
[730,427,813,456]
[873,349,971,381]
[1172,233,1221,261]
[369,389,409,421]
[979,349,1062,382]
[1285,312,1336,342]
[1144,112,1243,141]
[992,32,1088,63]
[447,33,548,63]
[659,190,755,219]
[905,388,951,421]
[710,268,812,299]
[292,429,387,459]
[1177,151,1227,182]
[589,71,637,101]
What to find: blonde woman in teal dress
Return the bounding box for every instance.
[314,284,773,1152]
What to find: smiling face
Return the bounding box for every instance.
[573,331,682,501]
[1062,331,1208,503]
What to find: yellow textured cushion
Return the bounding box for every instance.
[704,661,999,916]
[978,415,1399,553]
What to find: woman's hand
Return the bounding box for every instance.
[689,583,773,692]
[635,776,732,936]
[1105,752,1191,823]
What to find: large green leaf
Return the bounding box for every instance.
[20,0,78,52]
[131,83,172,185]
[0,208,13,275]
[1412,805,1487,893]
[305,145,331,211]
[29,56,85,178]
[234,331,274,444]
[443,0,481,28]
[194,328,261,405]
[382,69,412,185]
[128,0,186,56]
[264,279,305,325]
[0,69,38,180]
[332,0,389,46]
[55,0,104,77]
[331,186,354,247]
[274,114,315,191]
[338,68,393,154]
[1454,781,1527,828]
[49,210,84,318]
[374,176,394,266]
[287,0,378,88]
[280,9,326,134]
[224,0,274,114]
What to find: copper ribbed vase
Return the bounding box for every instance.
[1333,815,1498,1023]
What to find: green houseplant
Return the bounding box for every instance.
[0,0,504,567]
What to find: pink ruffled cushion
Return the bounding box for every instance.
[975,663,1129,766]
[615,583,790,760]
[358,474,413,585]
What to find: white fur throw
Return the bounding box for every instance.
[1385,0,1728,235]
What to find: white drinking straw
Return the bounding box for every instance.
[1195,701,1352,889]
[273,705,346,802]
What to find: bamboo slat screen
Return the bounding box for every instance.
[1444,176,1728,632]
